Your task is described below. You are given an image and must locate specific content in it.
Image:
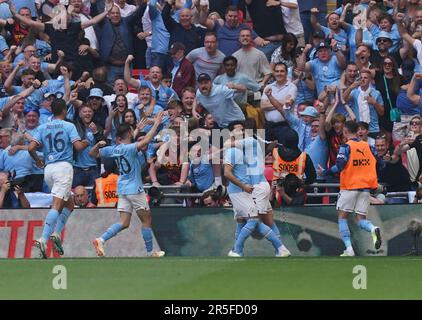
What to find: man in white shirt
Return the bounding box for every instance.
[260,62,297,145]
[70,0,99,50]
[114,0,136,17]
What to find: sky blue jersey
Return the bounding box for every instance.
[99,143,145,196]
[32,119,81,165]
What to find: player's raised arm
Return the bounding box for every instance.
[135,112,164,151]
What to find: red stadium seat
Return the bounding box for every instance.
[128,69,149,93]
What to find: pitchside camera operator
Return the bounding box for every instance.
[0,171,30,209]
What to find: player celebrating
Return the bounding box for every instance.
[90,112,165,257]
[227,121,290,257]
[28,98,90,258]
[318,121,382,256]
[224,126,289,257]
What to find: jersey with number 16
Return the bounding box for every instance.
[32,119,81,165]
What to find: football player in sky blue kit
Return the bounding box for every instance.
[28,99,90,258]
[90,112,165,257]
[227,121,290,257]
[224,125,290,257]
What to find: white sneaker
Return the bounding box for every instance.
[92,238,105,257]
[275,246,291,257]
[228,250,242,257]
[34,238,47,259]
[147,251,165,257]
[340,249,355,257]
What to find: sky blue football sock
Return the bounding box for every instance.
[256,222,282,250]
[100,223,122,242]
[339,218,352,248]
[41,208,60,242]
[142,227,153,253]
[358,219,375,233]
[54,207,72,234]
[235,221,246,240]
[271,222,281,239]
[234,219,258,254]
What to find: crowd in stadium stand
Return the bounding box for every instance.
[1,0,422,209]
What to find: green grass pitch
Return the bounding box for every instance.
[1,257,422,300]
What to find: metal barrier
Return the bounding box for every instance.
[143,183,412,207]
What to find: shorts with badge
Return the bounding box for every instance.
[252,181,272,214]
[336,190,370,215]
[44,161,73,201]
[117,192,150,213]
[229,192,259,219]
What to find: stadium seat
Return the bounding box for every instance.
[128,69,149,93]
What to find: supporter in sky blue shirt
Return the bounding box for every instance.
[304,43,345,95]
[0,35,9,60]
[196,76,245,128]
[149,0,170,63]
[0,145,35,179]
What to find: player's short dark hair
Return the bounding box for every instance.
[344,120,358,134]
[223,56,237,65]
[51,98,67,116]
[116,123,132,140]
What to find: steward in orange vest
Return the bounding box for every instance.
[94,173,119,207]
[272,130,316,185]
[92,158,119,207]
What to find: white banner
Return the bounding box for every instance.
[0,209,161,258]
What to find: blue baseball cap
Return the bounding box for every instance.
[299,106,319,118]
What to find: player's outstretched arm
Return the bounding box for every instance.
[136,112,164,151]
[89,141,107,158]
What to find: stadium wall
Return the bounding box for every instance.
[0,205,421,258]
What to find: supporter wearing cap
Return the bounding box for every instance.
[87,88,109,130]
[168,42,196,98]
[298,38,346,95]
[308,30,327,60]
[195,72,245,129]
